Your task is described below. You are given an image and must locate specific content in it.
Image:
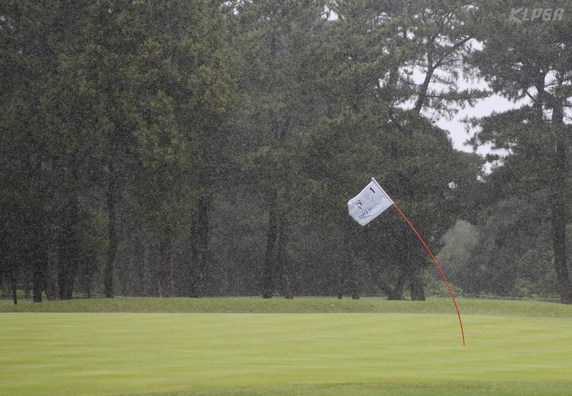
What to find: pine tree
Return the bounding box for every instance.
[468,0,572,303]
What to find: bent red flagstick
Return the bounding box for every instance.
[391,202,466,346]
[348,178,466,346]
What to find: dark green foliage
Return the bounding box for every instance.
[2,0,569,303]
[465,0,572,303]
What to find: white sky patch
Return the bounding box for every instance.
[322,12,572,156]
[436,92,526,153]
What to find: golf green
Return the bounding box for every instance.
[1,306,572,395]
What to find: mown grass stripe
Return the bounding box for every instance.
[1,298,572,395]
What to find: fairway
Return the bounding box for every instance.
[1,298,572,395]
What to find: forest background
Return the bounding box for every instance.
[1,0,572,304]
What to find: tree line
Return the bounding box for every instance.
[1,0,571,304]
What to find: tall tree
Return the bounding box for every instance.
[63,1,143,298]
[233,0,329,298]
[1,1,103,301]
[62,0,237,298]
[305,0,483,300]
[461,197,556,298]
[468,0,572,303]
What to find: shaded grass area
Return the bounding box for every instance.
[2,298,572,395]
[136,381,572,396]
[2,296,572,317]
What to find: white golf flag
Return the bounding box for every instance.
[348,178,393,226]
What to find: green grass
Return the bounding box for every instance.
[3,296,572,316]
[1,297,572,395]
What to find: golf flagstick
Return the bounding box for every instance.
[389,200,466,346]
[348,178,466,346]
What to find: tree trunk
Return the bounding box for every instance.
[336,256,344,299]
[262,190,278,298]
[190,196,209,298]
[45,219,59,301]
[413,63,436,113]
[105,156,118,298]
[58,196,80,300]
[337,231,359,299]
[158,237,174,297]
[367,259,405,300]
[551,193,571,304]
[277,218,293,299]
[1,276,10,299]
[408,262,426,301]
[32,259,44,303]
[389,265,409,300]
[10,268,17,305]
[551,101,572,304]
[337,231,350,299]
[350,275,359,299]
[133,233,146,297]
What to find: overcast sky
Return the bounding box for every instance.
[434,77,571,155]
[436,94,522,154]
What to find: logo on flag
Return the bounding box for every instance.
[347,178,393,226]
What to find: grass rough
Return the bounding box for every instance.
[2,296,572,316]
